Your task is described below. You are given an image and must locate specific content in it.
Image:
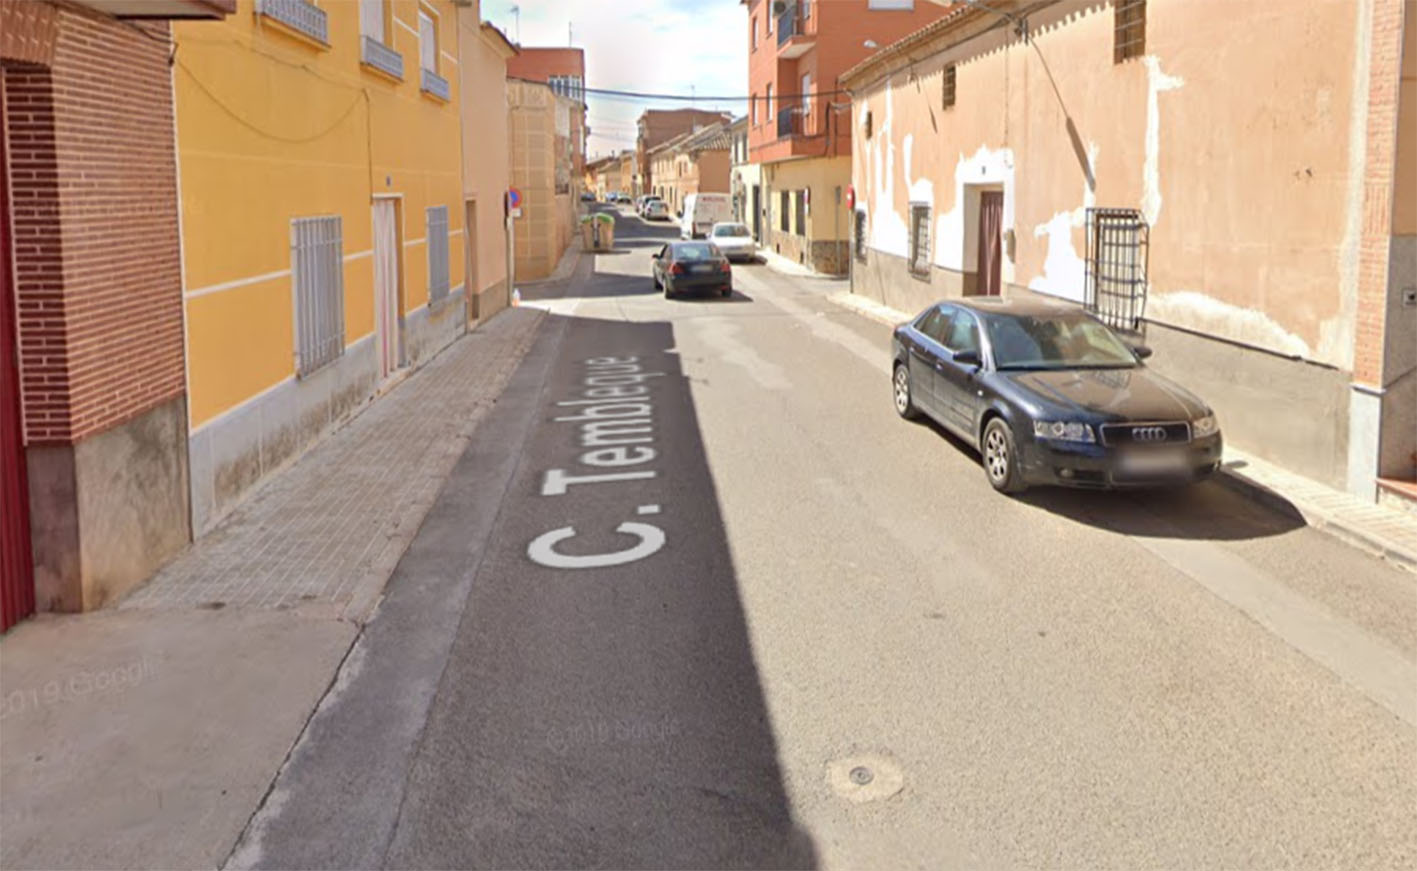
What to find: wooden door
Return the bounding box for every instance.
[977,190,1004,297]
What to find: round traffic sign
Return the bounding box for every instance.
[508,187,523,209]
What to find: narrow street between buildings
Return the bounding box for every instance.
[218,208,1417,870]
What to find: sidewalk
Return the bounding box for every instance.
[827,289,1417,576]
[0,305,547,871]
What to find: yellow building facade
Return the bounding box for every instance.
[174,0,466,532]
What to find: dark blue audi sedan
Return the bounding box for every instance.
[891,298,1223,493]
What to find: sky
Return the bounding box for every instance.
[482,0,749,160]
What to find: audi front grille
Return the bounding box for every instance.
[1098,421,1192,447]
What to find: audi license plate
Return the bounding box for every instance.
[1120,449,1189,475]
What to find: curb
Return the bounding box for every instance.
[1211,468,1417,575]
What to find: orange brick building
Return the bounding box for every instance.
[743,0,955,275]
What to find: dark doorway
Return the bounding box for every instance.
[1,77,36,633]
[751,184,761,241]
[977,190,1003,297]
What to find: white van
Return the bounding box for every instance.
[679,193,734,240]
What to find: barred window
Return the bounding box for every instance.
[909,203,931,277]
[942,64,957,110]
[780,190,790,232]
[854,210,868,261]
[291,216,345,377]
[1085,208,1149,332]
[426,205,450,303]
[794,190,806,235]
[1114,0,1146,63]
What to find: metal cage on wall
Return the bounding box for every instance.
[1084,208,1150,334]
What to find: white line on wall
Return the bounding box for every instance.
[185,268,292,299]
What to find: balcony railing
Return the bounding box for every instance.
[777,6,802,45]
[421,67,451,101]
[361,35,403,79]
[257,0,327,44]
[777,108,803,138]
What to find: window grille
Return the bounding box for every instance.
[426,206,450,303]
[258,0,328,44]
[794,190,806,235]
[942,64,957,109]
[291,216,345,377]
[909,204,931,276]
[1085,208,1149,332]
[854,210,868,261]
[1114,0,1146,63]
[780,191,790,232]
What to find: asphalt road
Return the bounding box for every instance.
[230,207,1417,870]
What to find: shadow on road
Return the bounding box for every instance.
[912,417,1306,542]
[381,312,817,869]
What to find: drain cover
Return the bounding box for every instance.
[827,754,904,803]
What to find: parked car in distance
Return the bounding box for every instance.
[891,298,1222,494]
[644,199,671,220]
[651,241,733,299]
[637,195,663,216]
[707,223,757,262]
[617,194,633,205]
[580,191,596,202]
[679,193,734,239]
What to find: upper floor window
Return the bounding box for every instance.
[801,73,811,117]
[359,0,386,43]
[752,93,758,125]
[549,75,585,102]
[1114,0,1146,63]
[868,0,914,8]
[766,83,774,120]
[942,64,956,109]
[752,16,758,49]
[419,7,437,73]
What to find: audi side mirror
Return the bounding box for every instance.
[1132,345,1154,360]
[954,349,982,369]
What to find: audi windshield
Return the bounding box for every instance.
[985,312,1139,371]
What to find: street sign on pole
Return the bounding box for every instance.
[508,187,523,210]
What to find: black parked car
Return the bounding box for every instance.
[892,298,1222,493]
[651,241,732,299]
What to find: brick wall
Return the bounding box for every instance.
[506,47,584,83]
[3,7,184,445]
[1353,0,1407,386]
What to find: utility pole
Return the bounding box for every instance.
[510,4,520,44]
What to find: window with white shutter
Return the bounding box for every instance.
[419,10,436,72]
[360,0,384,42]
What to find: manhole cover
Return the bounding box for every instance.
[827,754,903,804]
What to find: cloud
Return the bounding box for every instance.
[484,0,748,158]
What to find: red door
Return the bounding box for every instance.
[1,80,36,633]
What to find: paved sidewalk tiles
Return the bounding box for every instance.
[120,307,546,618]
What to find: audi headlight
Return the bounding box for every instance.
[1192,414,1219,438]
[1032,420,1096,443]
